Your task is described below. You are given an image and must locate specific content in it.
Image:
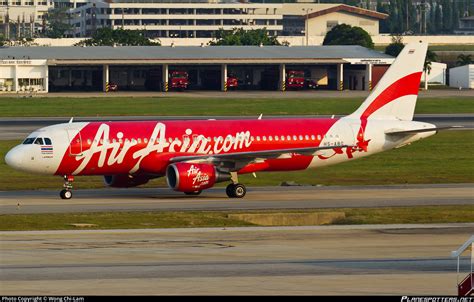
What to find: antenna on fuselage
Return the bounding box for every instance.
[68,117,74,124]
[258,114,263,120]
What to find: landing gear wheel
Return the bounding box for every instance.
[60,189,72,200]
[184,190,202,196]
[226,183,246,198]
[60,175,74,200]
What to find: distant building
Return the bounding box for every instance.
[1,0,389,40]
[0,0,51,38]
[423,61,447,85]
[449,64,474,89]
[281,3,388,37]
[455,16,474,35]
[68,0,283,38]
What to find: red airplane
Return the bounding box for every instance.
[5,42,451,199]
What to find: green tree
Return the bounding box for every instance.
[0,34,6,46]
[384,35,405,57]
[44,8,73,38]
[209,28,281,46]
[423,49,438,90]
[456,54,473,66]
[78,28,160,46]
[323,24,374,49]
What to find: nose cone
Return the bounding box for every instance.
[5,146,24,170]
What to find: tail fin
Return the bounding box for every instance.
[349,41,428,121]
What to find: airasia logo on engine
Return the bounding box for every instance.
[170,163,216,192]
[187,164,210,187]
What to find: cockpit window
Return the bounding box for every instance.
[34,138,44,145]
[22,137,36,144]
[44,138,52,145]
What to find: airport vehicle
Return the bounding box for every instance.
[227,75,238,90]
[108,82,118,92]
[169,71,189,90]
[286,70,305,89]
[305,79,319,89]
[5,42,454,200]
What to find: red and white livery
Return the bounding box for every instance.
[5,42,449,199]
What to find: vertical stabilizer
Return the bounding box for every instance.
[349,41,428,122]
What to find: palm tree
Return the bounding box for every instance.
[423,50,437,90]
[456,54,473,66]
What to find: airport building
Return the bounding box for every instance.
[0,45,394,93]
[67,1,387,39]
[0,0,387,40]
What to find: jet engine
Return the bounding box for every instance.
[166,163,231,193]
[103,174,150,188]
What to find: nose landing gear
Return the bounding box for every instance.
[60,175,74,199]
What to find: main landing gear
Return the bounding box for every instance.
[225,172,246,198]
[60,175,74,199]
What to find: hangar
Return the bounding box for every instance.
[0,45,393,93]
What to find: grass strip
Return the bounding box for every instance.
[1,205,473,231]
[0,97,472,117]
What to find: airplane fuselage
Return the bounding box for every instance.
[6,117,435,177]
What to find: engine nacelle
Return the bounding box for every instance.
[103,174,150,188]
[166,163,231,193]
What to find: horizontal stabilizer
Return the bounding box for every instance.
[385,126,463,135]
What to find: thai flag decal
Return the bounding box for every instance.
[41,144,53,154]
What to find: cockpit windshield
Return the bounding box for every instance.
[22,137,36,144]
[22,137,52,145]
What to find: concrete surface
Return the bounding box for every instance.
[1,184,472,214]
[1,224,472,295]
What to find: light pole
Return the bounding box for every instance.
[302,8,313,46]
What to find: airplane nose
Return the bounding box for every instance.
[5,147,23,169]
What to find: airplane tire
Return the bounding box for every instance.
[226,183,246,198]
[60,189,72,200]
[226,184,236,198]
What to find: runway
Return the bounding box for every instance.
[0,114,472,140]
[1,184,473,214]
[1,224,472,295]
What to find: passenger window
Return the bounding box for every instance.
[44,138,52,145]
[34,138,44,145]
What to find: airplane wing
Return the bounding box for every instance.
[169,145,352,164]
[385,126,463,136]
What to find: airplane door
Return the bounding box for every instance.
[66,129,83,156]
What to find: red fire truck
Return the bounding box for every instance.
[226,75,238,90]
[286,70,305,90]
[170,71,189,90]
